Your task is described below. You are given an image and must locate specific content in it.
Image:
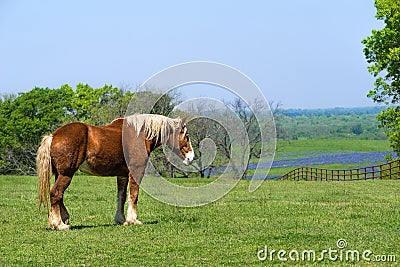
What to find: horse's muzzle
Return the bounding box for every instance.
[183,151,194,165]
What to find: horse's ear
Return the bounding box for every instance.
[181,116,187,125]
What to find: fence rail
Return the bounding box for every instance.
[280,159,400,181]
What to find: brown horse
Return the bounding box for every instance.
[37,114,194,230]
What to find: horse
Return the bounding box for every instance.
[36,114,194,230]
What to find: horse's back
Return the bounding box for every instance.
[53,121,88,137]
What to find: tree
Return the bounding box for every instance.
[227,99,279,179]
[351,123,363,135]
[71,83,135,125]
[362,0,400,153]
[0,86,74,174]
[181,100,230,178]
[125,90,180,116]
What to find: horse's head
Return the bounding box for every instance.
[167,117,194,165]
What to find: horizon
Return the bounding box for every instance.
[0,82,384,110]
[281,105,384,111]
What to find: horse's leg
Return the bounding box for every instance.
[60,197,70,225]
[114,176,128,225]
[48,174,72,230]
[54,172,70,225]
[125,172,143,225]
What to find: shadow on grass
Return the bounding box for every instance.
[69,224,114,230]
[144,220,159,225]
[67,220,160,230]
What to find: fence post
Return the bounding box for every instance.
[398,159,400,180]
[372,166,375,180]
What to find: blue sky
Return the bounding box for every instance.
[0,0,381,108]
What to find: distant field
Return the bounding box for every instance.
[278,111,386,140]
[1,176,399,266]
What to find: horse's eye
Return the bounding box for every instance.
[180,124,187,133]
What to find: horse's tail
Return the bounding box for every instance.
[37,135,53,211]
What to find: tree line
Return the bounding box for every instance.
[277,113,387,141]
[282,106,387,117]
[0,81,392,177]
[0,84,272,178]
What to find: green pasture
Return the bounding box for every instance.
[1,175,398,266]
[276,139,390,155]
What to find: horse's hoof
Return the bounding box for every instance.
[49,223,70,231]
[123,219,142,226]
[58,224,71,230]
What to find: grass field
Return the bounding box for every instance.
[1,175,399,266]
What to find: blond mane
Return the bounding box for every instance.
[125,114,181,143]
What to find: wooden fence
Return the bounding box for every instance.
[280,159,400,181]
